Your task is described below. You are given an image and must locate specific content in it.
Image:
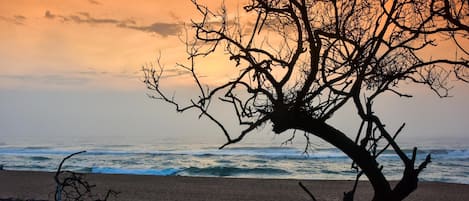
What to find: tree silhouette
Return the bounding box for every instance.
[54,151,118,201]
[144,0,468,200]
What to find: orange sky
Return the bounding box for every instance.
[0,0,246,90]
[1,0,466,90]
[0,0,467,143]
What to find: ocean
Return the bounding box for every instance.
[0,135,468,184]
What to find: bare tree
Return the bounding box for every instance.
[143,0,468,201]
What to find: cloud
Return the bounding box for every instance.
[0,68,106,86]
[44,10,55,19]
[0,67,141,87]
[0,74,91,86]
[15,15,26,21]
[126,22,182,37]
[76,68,109,76]
[44,10,181,37]
[45,10,119,24]
[168,11,181,21]
[79,68,140,79]
[0,15,26,25]
[71,12,120,24]
[146,68,192,79]
[88,0,101,5]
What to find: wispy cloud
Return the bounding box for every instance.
[141,66,192,79]
[88,0,101,5]
[0,15,26,25]
[0,68,141,87]
[45,11,124,25]
[44,10,182,37]
[161,68,192,79]
[0,74,91,86]
[76,69,107,76]
[126,22,182,37]
[168,11,181,21]
[73,67,142,79]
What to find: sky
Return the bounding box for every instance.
[0,0,468,147]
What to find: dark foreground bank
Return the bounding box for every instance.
[1,170,468,201]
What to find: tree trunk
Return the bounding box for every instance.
[271,111,393,201]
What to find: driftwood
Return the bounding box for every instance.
[54,151,118,201]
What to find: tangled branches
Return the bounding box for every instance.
[54,151,118,201]
[144,0,468,200]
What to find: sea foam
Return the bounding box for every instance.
[91,167,181,176]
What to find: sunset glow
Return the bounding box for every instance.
[1,1,469,197]
[0,0,244,90]
[0,0,468,144]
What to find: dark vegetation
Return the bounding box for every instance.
[0,151,118,201]
[143,0,468,201]
[54,151,118,201]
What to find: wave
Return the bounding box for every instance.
[429,149,469,159]
[88,166,290,177]
[1,146,468,161]
[29,156,51,161]
[87,166,291,177]
[91,167,181,176]
[0,148,77,156]
[4,165,47,170]
[1,163,289,178]
[181,166,290,177]
[0,146,303,158]
[23,146,52,150]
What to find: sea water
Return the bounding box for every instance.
[0,136,468,184]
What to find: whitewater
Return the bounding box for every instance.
[1,138,468,184]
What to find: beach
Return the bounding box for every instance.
[1,170,468,201]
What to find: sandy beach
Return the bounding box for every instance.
[0,170,468,201]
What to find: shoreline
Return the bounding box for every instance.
[1,170,469,201]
